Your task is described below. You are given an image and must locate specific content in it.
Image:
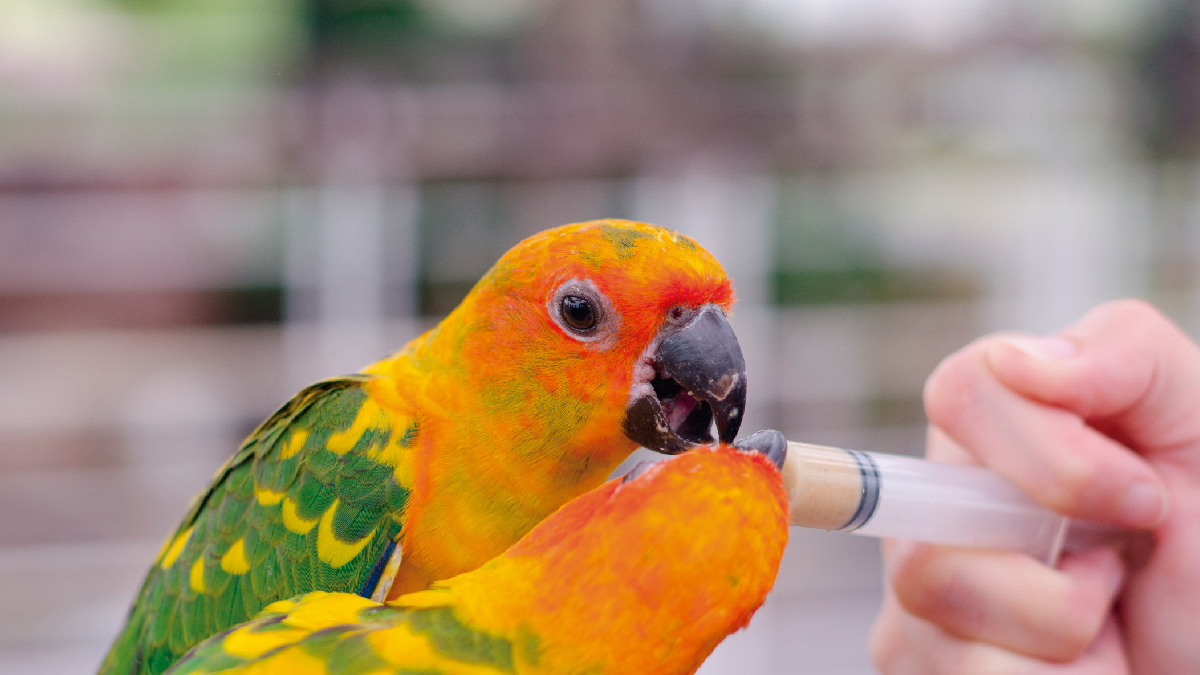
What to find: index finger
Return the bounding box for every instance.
[924,324,1167,528]
[987,300,1200,461]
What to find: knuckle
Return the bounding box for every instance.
[1041,441,1096,511]
[868,612,904,671]
[890,546,981,633]
[1045,580,1111,660]
[952,646,1028,675]
[888,541,938,595]
[1037,415,1128,517]
[1052,623,1096,661]
[1030,609,1097,662]
[1103,298,1162,326]
[923,349,981,429]
[1101,299,1179,346]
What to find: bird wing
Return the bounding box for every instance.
[100,375,418,675]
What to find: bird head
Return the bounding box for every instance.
[441,219,747,464]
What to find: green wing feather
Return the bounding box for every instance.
[163,592,519,675]
[99,376,417,675]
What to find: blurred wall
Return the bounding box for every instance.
[2,1,1199,673]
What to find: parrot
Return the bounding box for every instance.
[100,219,751,675]
[163,431,790,675]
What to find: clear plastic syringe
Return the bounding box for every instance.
[782,441,1124,565]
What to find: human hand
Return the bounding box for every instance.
[870,299,1200,673]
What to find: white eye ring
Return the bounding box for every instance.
[547,278,620,347]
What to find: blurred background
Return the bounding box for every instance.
[2,0,1199,672]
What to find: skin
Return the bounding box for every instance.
[870,299,1200,674]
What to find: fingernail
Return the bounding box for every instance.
[1120,481,1168,526]
[1000,336,1078,361]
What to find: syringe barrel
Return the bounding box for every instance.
[782,442,1069,562]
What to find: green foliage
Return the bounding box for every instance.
[308,0,428,43]
[773,267,979,305]
[103,0,307,87]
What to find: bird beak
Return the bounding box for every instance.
[623,304,748,455]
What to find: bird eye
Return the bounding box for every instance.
[561,295,597,332]
[548,278,617,346]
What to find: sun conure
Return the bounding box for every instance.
[100,219,750,675]
[163,432,790,675]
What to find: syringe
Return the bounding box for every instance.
[781,441,1125,565]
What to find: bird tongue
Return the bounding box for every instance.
[663,390,698,430]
